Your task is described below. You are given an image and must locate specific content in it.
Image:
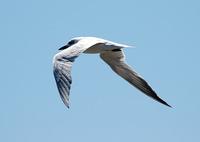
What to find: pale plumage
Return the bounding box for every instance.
[53,37,171,108]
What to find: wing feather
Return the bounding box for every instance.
[53,42,98,108]
[100,50,171,107]
[53,58,72,108]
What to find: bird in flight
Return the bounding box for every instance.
[53,37,171,108]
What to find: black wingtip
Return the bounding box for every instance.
[63,104,70,109]
[63,101,70,109]
[163,102,172,108]
[156,97,172,108]
[65,104,70,109]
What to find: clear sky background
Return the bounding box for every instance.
[1,0,200,142]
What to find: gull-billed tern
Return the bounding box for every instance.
[53,37,171,108]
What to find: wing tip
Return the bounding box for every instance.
[63,102,70,109]
[156,97,172,108]
[63,100,70,109]
[162,101,172,108]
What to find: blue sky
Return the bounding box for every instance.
[1,0,200,141]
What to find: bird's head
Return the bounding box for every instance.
[58,37,102,50]
[59,38,81,50]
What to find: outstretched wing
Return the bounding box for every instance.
[53,57,73,108]
[100,49,171,107]
[53,41,99,108]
